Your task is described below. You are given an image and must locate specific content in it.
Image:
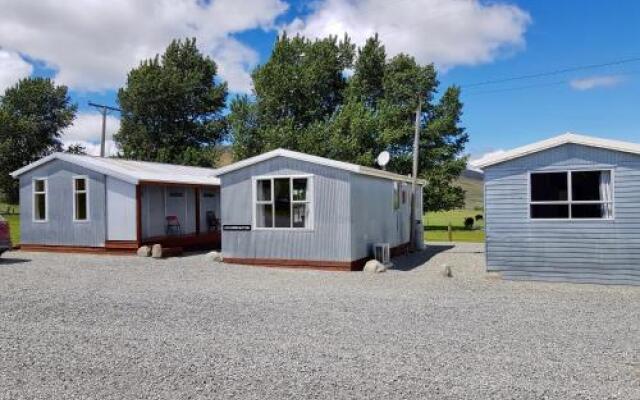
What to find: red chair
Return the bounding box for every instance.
[165,215,182,235]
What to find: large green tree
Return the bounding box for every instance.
[230,33,468,211]
[115,38,227,166]
[0,77,76,202]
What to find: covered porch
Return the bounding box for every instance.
[136,182,221,251]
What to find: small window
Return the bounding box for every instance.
[203,191,216,198]
[254,176,312,229]
[393,182,400,210]
[530,170,613,219]
[169,192,184,198]
[33,178,47,221]
[73,177,89,221]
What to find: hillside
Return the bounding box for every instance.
[457,169,484,210]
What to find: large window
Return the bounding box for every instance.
[254,176,312,229]
[73,176,89,221]
[529,170,613,219]
[33,178,47,222]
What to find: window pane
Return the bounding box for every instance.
[531,172,568,201]
[393,182,399,209]
[75,193,87,220]
[35,179,45,192]
[292,203,308,228]
[292,178,307,201]
[530,204,569,219]
[274,178,291,227]
[256,204,273,227]
[257,179,271,201]
[572,171,609,201]
[75,178,86,191]
[35,193,46,220]
[571,204,610,219]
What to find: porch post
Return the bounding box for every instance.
[135,184,142,246]
[195,187,201,235]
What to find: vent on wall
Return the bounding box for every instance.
[373,243,390,265]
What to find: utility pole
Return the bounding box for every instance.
[409,94,422,251]
[88,102,121,157]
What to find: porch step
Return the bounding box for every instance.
[161,246,183,258]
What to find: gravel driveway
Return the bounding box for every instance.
[1,244,639,399]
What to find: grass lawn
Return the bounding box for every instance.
[424,209,485,243]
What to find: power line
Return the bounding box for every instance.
[461,56,640,88]
[463,70,640,96]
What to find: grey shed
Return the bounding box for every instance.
[476,132,640,285]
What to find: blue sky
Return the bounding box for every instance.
[1,0,638,158]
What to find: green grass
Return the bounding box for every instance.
[0,202,20,245]
[424,209,485,243]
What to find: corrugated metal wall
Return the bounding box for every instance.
[350,174,411,260]
[19,159,106,246]
[106,176,136,240]
[485,143,640,285]
[220,157,352,261]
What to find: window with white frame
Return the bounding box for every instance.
[529,170,613,219]
[73,176,89,221]
[255,176,312,229]
[33,178,47,221]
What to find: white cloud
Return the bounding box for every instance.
[0,49,33,94]
[469,149,506,169]
[62,112,121,156]
[285,0,530,70]
[0,0,288,93]
[569,75,624,91]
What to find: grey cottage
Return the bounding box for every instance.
[476,133,640,285]
[214,149,425,270]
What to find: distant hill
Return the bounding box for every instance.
[457,169,484,210]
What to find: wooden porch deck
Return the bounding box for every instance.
[141,231,221,251]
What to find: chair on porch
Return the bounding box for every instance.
[165,215,183,236]
[205,211,220,232]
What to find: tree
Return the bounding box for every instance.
[229,34,468,211]
[0,78,76,202]
[65,143,87,155]
[115,38,227,166]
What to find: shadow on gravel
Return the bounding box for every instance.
[0,256,30,266]
[391,244,454,271]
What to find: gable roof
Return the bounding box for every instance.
[214,148,426,185]
[10,153,220,186]
[473,132,640,169]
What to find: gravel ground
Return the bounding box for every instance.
[0,244,639,399]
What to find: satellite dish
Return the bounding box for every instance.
[376,151,390,169]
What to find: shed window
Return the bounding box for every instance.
[73,177,89,221]
[254,176,312,229]
[33,178,47,221]
[393,182,400,210]
[530,170,613,219]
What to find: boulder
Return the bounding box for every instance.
[137,246,151,257]
[151,244,163,258]
[205,251,223,262]
[363,259,387,273]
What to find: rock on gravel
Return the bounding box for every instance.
[137,245,151,257]
[205,250,223,262]
[151,243,162,258]
[0,244,639,399]
[363,259,387,273]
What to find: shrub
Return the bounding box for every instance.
[464,217,474,229]
[475,214,483,221]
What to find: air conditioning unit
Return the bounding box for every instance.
[373,243,390,265]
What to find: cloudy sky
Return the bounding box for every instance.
[0,0,638,158]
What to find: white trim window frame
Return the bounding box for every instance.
[32,177,48,222]
[528,169,615,221]
[72,175,90,222]
[252,175,314,230]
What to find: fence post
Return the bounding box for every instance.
[447,223,452,242]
